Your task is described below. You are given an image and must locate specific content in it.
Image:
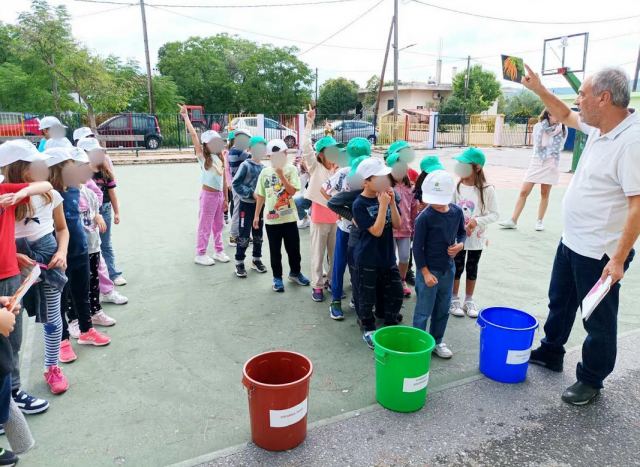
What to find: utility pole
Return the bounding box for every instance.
[315,68,319,105]
[463,55,471,99]
[393,0,399,124]
[633,44,640,92]
[462,55,471,146]
[373,18,394,128]
[140,0,155,114]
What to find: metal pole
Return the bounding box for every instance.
[315,68,318,104]
[140,0,155,114]
[462,55,470,146]
[373,17,394,129]
[393,0,399,124]
[633,43,640,92]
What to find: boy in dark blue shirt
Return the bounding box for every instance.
[352,158,404,349]
[412,170,466,359]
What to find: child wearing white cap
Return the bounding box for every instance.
[37,116,67,152]
[351,157,404,349]
[2,140,72,396]
[412,170,466,359]
[179,105,230,266]
[253,139,310,292]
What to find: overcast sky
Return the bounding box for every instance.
[1,0,638,91]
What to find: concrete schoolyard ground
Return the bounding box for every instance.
[13,148,640,466]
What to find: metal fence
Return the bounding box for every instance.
[0,110,536,150]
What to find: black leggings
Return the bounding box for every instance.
[89,252,102,314]
[454,249,483,281]
[61,253,92,340]
[265,222,301,279]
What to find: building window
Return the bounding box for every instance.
[387,99,394,111]
[417,105,424,109]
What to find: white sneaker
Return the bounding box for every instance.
[212,251,230,263]
[113,275,127,286]
[434,343,453,359]
[449,298,465,317]
[194,255,215,266]
[464,300,480,318]
[535,220,545,231]
[297,217,310,229]
[100,290,128,305]
[69,320,80,339]
[91,310,116,327]
[498,219,517,229]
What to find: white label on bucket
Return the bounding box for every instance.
[506,348,532,365]
[402,372,430,393]
[269,399,308,428]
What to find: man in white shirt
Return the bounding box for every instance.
[521,66,640,406]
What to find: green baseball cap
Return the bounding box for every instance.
[349,154,370,176]
[249,136,267,148]
[387,140,410,156]
[314,135,341,153]
[346,137,371,158]
[420,155,445,173]
[386,152,401,167]
[454,147,486,167]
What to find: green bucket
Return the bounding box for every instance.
[371,326,436,413]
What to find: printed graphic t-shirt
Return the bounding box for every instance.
[255,165,301,225]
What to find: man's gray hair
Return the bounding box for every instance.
[591,67,630,108]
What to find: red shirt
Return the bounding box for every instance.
[0,183,29,280]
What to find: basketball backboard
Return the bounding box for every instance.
[542,32,589,75]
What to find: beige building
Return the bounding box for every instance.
[359,82,453,116]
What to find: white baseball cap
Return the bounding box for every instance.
[356,157,392,180]
[70,147,90,164]
[39,116,67,130]
[44,137,73,150]
[201,130,222,144]
[267,138,288,155]
[234,128,251,139]
[44,147,73,167]
[76,137,105,153]
[73,127,94,141]
[0,139,50,167]
[421,170,455,205]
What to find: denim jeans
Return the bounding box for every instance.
[0,276,21,390]
[295,196,311,221]
[331,228,349,301]
[99,202,122,280]
[413,263,455,344]
[540,242,634,389]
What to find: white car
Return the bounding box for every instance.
[229,117,298,148]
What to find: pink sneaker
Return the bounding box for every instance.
[78,328,111,346]
[91,311,116,327]
[44,366,69,395]
[402,281,412,298]
[59,339,77,363]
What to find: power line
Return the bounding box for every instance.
[73,0,368,6]
[411,0,640,25]
[72,0,135,5]
[299,0,385,55]
[74,4,134,17]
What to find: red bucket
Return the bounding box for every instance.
[242,351,313,451]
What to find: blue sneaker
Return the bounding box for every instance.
[12,389,49,414]
[272,277,285,293]
[312,288,324,302]
[329,301,344,320]
[288,272,310,286]
[362,331,375,349]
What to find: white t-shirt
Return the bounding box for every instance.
[562,112,640,259]
[323,167,352,233]
[14,190,63,242]
[453,183,499,250]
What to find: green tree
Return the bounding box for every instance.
[363,75,379,109]
[317,77,359,115]
[499,90,544,117]
[128,75,183,114]
[157,34,313,113]
[440,65,501,114]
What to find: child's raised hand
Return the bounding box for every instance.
[387,188,396,202]
[178,104,188,119]
[306,105,316,122]
[378,191,391,206]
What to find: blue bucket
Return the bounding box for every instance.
[477,307,538,384]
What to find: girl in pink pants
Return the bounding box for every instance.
[179,105,230,266]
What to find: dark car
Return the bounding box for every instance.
[97,113,162,150]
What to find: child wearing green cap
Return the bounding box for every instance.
[303,109,340,302]
[450,147,499,318]
[232,136,268,278]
